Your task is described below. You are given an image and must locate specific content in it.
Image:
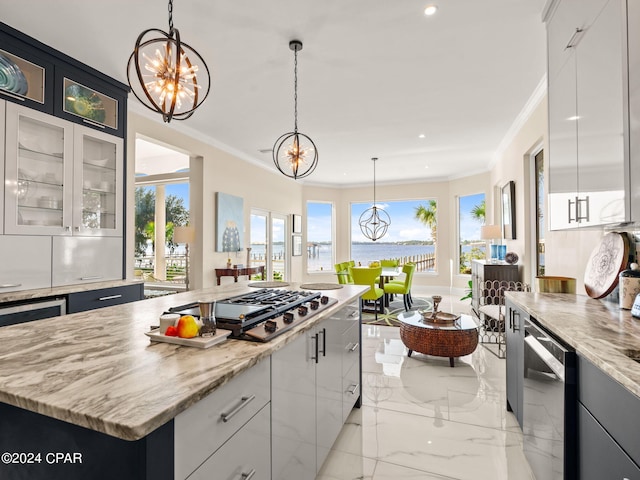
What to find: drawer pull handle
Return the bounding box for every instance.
[0,283,22,288]
[81,276,103,281]
[349,310,359,318]
[98,294,123,301]
[349,342,359,352]
[565,27,583,49]
[2,90,26,101]
[241,469,256,480]
[82,118,106,129]
[220,395,256,423]
[348,384,360,395]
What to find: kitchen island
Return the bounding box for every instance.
[0,282,367,480]
[506,291,640,479]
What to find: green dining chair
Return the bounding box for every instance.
[384,263,416,311]
[380,259,399,267]
[349,266,384,319]
[334,262,353,284]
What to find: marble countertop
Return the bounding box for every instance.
[0,279,144,303]
[0,282,367,441]
[506,292,640,399]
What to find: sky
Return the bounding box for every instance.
[302,195,486,244]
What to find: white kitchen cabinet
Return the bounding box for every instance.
[4,102,73,235]
[174,358,270,480]
[546,0,627,230]
[73,125,122,236]
[629,0,640,219]
[187,404,271,480]
[4,102,123,237]
[51,236,122,286]
[272,301,361,480]
[0,235,51,292]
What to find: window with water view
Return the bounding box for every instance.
[349,199,438,272]
[458,193,486,274]
[307,202,333,273]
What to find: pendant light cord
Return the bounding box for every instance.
[168,0,174,32]
[293,47,298,132]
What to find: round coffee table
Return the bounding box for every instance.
[397,311,479,367]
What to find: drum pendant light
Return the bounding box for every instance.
[127,0,211,122]
[359,158,391,241]
[273,40,319,180]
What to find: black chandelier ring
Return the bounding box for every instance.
[273,130,319,179]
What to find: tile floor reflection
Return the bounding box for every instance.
[317,292,534,480]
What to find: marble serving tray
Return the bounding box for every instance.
[145,328,232,348]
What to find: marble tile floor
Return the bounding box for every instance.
[317,291,535,480]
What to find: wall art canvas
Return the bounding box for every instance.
[216,192,244,252]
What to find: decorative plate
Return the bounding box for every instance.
[584,232,629,299]
[0,52,28,96]
[505,252,519,264]
[65,84,106,123]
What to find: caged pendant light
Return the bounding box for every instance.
[359,158,391,241]
[273,40,318,180]
[127,0,211,122]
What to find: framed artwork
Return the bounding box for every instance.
[502,181,516,239]
[292,235,302,256]
[216,192,244,252]
[292,214,302,234]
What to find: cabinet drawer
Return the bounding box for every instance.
[342,361,360,422]
[174,358,270,480]
[342,321,360,378]
[578,355,640,465]
[52,236,122,286]
[578,403,640,480]
[186,404,271,480]
[0,236,51,292]
[66,284,143,313]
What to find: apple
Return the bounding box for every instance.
[176,315,199,338]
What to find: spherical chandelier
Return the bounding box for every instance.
[359,158,391,241]
[127,0,211,122]
[273,40,318,180]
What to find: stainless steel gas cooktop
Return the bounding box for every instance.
[167,289,337,342]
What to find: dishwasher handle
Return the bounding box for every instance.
[524,335,565,382]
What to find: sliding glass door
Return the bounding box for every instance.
[250,210,289,281]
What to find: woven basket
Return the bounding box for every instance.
[400,323,478,358]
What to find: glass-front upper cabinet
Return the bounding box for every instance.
[4,103,74,235]
[73,126,123,236]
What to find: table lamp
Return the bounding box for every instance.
[174,226,195,291]
[481,225,502,263]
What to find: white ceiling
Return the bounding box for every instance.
[1,0,547,187]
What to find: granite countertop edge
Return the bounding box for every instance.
[506,291,640,400]
[0,283,367,441]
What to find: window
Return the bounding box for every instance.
[350,199,436,271]
[458,193,485,274]
[307,202,334,273]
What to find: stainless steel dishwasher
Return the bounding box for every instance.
[522,318,576,480]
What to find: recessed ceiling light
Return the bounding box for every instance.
[424,5,438,16]
[419,134,426,139]
[424,165,430,169]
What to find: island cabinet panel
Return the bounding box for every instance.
[578,404,640,480]
[272,301,361,479]
[66,283,143,313]
[577,354,640,468]
[629,0,640,219]
[0,401,173,480]
[505,298,527,428]
[174,358,270,480]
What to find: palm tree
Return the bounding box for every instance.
[470,199,486,223]
[414,200,437,242]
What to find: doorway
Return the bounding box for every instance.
[251,209,289,281]
[530,148,545,280]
